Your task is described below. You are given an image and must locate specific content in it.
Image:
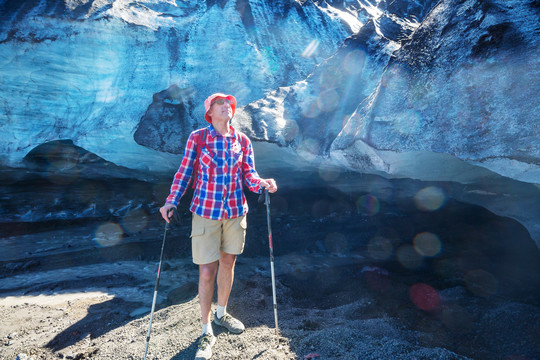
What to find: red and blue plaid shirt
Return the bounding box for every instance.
[166,125,263,220]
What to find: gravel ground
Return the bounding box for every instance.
[1,252,539,360]
[1,168,540,360]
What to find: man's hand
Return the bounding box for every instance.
[260,178,278,193]
[159,203,177,223]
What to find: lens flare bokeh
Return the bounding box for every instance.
[300,98,322,119]
[367,236,393,260]
[94,222,124,247]
[394,109,422,136]
[413,232,442,257]
[324,232,347,255]
[356,195,380,216]
[283,119,300,142]
[409,283,440,311]
[49,144,79,170]
[42,145,80,184]
[47,168,79,185]
[317,89,339,113]
[464,269,499,297]
[343,50,366,75]
[319,65,343,89]
[318,165,340,182]
[122,208,149,234]
[288,255,311,281]
[414,186,446,211]
[298,138,320,154]
[396,244,423,269]
[302,39,319,58]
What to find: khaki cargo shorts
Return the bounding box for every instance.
[190,213,247,265]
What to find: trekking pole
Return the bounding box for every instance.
[264,190,280,347]
[143,208,174,360]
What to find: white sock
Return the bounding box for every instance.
[202,323,214,336]
[216,305,227,319]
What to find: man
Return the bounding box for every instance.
[159,93,277,360]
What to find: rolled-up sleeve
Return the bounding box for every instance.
[242,138,263,194]
[166,132,197,206]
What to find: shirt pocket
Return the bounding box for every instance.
[199,147,216,182]
[200,147,215,168]
[232,145,243,174]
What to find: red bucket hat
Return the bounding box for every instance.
[204,93,237,123]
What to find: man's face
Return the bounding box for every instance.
[208,98,233,123]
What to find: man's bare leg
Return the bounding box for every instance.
[199,261,218,325]
[213,252,245,333]
[217,252,237,308]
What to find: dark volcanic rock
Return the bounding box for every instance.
[24,139,108,169]
[134,85,198,154]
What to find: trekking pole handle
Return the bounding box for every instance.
[264,188,270,206]
[165,207,176,230]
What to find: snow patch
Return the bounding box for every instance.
[315,2,364,33]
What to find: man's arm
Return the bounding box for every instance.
[160,132,197,222]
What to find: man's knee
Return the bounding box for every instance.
[219,253,237,270]
[199,263,218,283]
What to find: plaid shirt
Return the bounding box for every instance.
[166,125,263,220]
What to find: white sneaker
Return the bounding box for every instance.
[213,312,245,334]
[194,333,216,360]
